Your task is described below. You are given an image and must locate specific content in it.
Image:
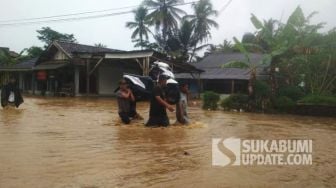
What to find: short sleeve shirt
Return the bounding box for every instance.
[149,85,167,117]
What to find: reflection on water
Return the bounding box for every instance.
[0,97,336,188]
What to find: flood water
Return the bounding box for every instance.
[0,97,335,188]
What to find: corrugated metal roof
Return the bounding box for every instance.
[176,53,266,80]
[0,58,37,71]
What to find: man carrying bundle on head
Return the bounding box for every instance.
[146,74,175,127]
[116,79,141,124]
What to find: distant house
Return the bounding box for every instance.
[176,53,268,95]
[0,41,201,96]
[0,47,20,58]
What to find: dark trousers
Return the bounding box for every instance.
[119,101,137,124]
[146,115,170,127]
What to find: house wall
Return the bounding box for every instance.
[98,62,141,95]
[53,50,68,60]
[177,78,248,95]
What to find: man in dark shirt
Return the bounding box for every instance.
[146,75,174,127]
[116,79,136,124]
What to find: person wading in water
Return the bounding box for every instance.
[1,77,23,108]
[176,83,189,125]
[146,74,174,127]
[116,79,143,124]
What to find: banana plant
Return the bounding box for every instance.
[222,37,271,97]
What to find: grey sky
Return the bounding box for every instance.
[0,0,335,53]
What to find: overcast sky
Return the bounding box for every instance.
[0,0,335,53]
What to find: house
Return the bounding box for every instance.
[0,41,202,96]
[175,52,267,95]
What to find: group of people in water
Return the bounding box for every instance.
[1,75,189,127]
[117,74,189,127]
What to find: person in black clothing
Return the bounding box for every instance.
[146,75,175,127]
[1,77,24,108]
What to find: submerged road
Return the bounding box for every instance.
[0,97,335,188]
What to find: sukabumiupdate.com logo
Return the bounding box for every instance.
[212,138,313,166]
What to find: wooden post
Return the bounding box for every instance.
[231,80,235,94]
[32,72,36,95]
[86,60,90,96]
[74,66,79,96]
[143,57,150,76]
[197,73,202,98]
[142,58,146,76]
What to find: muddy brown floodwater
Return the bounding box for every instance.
[0,97,336,188]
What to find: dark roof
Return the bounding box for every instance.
[55,41,122,57]
[0,58,37,71]
[176,53,266,80]
[34,61,68,70]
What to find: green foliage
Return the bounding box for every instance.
[144,0,186,40]
[220,94,249,111]
[254,81,271,110]
[202,91,220,110]
[222,61,250,69]
[165,19,199,61]
[37,27,77,47]
[298,95,336,106]
[274,96,296,112]
[278,86,304,101]
[185,0,218,43]
[255,81,271,98]
[126,6,152,49]
[21,46,44,58]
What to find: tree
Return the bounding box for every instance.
[184,0,218,61]
[0,48,16,65]
[144,0,186,43]
[248,6,332,96]
[0,48,18,86]
[166,19,198,62]
[185,0,218,43]
[126,6,152,49]
[21,46,44,58]
[223,37,271,98]
[37,27,77,48]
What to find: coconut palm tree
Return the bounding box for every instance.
[184,0,218,62]
[126,6,152,49]
[185,0,218,43]
[144,0,186,41]
[166,19,198,61]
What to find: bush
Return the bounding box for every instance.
[298,95,336,106]
[202,91,220,110]
[274,96,296,112]
[255,81,271,99]
[254,81,271,110]
[278,86,304,101]
[220,94,249,111]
